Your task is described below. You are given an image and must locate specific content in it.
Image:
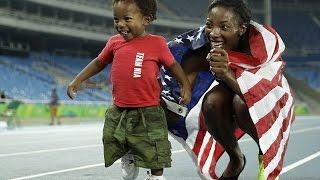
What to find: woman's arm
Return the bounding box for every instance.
[207,48,243,96]
[181,48,211,89]
[219,70,242,96]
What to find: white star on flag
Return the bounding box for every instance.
[186,35,194,42]
[165,75,172,81]
[162,90,170,95]
[196,26,205,40]
[174,37,183,44]
[161,81,167,86]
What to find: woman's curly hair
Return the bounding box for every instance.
[209,0,252,25]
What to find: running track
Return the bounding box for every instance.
[0,116,319,180]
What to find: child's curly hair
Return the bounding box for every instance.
[112,0,157,21]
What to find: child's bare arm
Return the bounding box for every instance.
[167,61,191,105]
[67,58,106,99]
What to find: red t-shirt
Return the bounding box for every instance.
[98,34,175,107]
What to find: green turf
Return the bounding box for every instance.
[0,102,311,126]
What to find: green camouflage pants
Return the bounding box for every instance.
[102,105,171,169]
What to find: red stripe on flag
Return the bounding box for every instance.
[228,51,262,67]
[261,104,293,167]
[249,28,268,65]
[267,135,290,180]
[193,112,207,156]
[206,128,244,179]
[209,143,223,179]
[244,78,281,108]
[199,138,214,171]
[233,68,244,79]
[255,93,289,137]
[243,65,284,108]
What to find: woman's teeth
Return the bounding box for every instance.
[211,42,223,48]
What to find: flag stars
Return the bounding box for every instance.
[196,26,205,40]
[174,37,183,44]
[165,75,172,81]
[162,90,170,95]
[186,35,195,42]
[161,82,167,86]
[197,26,205,33]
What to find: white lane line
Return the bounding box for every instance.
[10,148,317,180]
[0,128,100,136]
[238,126,320,143]
[2,126,320,157]
[0,137,99,147]
[3,134,169,147]
[0,144,100,157]
[280,150,320,175]
[9,149,186,180]
[9,163,105,180]
[290,126,320,134]
[9,148,319,180]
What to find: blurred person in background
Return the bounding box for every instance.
[49,88,60,125]
[1,99,22,129]
[67,0,191,179]
[0,90,7,129]
[0,90,6,103]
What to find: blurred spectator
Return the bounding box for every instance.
[49,88,61,125]
[0,91,6,104]
[1,99,22,129]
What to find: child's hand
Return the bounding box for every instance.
[67,82,79,100]
[179,84,191,105]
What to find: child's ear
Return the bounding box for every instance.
[143,16,152,25]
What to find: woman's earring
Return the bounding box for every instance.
[239,30,245,36]
[239,25,246,36]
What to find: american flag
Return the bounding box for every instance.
[160,21,295,180]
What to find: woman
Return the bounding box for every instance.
[161,0,294,179]
[123,0,294,179]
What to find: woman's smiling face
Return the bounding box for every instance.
[204,6,245,51]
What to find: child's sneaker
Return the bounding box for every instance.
[121,153,139,180]
[144,171,166,180]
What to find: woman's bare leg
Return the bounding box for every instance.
[202,84,245,177]
[233,95,262,154]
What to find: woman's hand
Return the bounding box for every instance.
[206,47,233,81]
[206,48,243,95]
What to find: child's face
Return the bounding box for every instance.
[204,6,245,51]
[113,1,149,41]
